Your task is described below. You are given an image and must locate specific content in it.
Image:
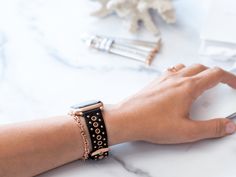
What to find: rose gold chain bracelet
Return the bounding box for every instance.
[71,115,90,160]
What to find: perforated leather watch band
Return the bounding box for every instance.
[83,108,109,160]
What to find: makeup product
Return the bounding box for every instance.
[81,34,161,65]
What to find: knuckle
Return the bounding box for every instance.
[193,63,206,70]
[212,67,224,75]
[183,77,197,88]
[177,78,197,97]
[165,72,179,80]
[177,63,185,67]
[214,119,225,137]
[161,74,175,82]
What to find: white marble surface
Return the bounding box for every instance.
[1,0,236,177]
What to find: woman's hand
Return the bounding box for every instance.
[106,64,236,145]
[2,63,236,177]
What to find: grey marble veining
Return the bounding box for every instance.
[111,155,152,177]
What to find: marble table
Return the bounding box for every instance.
[1,0,236,177]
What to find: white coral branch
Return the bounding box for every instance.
[90,0,112,17]
[91,0,176,34]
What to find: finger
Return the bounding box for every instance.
[165,64,186,75]
[188,118,235,141]
[179,64,208,77]
[194,67,236,94]
[174,63,186,71]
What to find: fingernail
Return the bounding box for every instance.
[225,122,236,134]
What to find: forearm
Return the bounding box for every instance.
[1,64,236,177]
[0,106,133,177]
[0,115,84,177]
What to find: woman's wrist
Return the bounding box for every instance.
[103,104,138,146]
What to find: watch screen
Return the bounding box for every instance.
[71,100,101,109]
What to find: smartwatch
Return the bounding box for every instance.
[70,100,109,160]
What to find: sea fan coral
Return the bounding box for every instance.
[91,0,176,34]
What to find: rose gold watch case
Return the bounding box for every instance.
[70,102,103,116]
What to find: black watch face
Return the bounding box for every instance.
[71,100,101,109]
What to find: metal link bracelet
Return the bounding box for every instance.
[70,115,90,160]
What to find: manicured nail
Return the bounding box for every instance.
[225,122,236,134]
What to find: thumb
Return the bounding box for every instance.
[191,118,236,140]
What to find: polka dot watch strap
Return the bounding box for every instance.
[83,108,109,160]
